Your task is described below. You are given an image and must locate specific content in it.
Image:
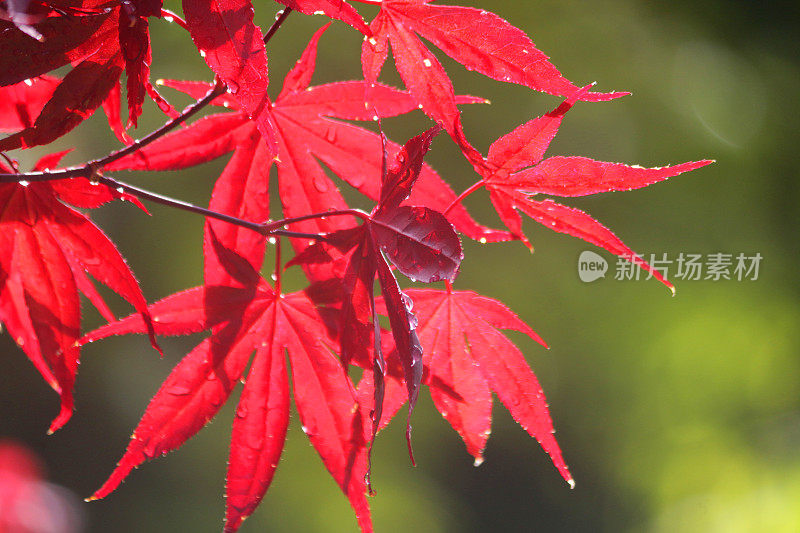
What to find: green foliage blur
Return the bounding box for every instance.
[2,0,798,531]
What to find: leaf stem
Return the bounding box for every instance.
[264,7,293,44]
[160,8,188,30]
[274,239,282,293]
[443,180,485,216]
[0,152,18,172]
[262,209,370,233]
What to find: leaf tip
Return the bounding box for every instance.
[567,478,576,490]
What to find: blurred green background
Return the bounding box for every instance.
[2,0,799,531]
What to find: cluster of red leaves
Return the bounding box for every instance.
[1,0,711,531]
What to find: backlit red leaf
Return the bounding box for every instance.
[400,288,569,481]
[183,0,277,147]
[277,0,369,35]
[461,90,714,290]
[0,75,59,132]
[0,154,155,432]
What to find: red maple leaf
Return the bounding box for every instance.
[0,75,59,132]
[361,0,629,162]
[0,151,157,432]
[182,0,277,148]
[456,85,713,291]
[83,146,376,532]
[382,288,571,484]
[106,24,508,256]
[0,0,160,149]
[277,0,369,34]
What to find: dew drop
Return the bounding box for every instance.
[23,78,33,87]
[313,10,324,15]
[199,50,206,58]
[227,80,240,94]
[473,457,484,467]
[368,37,377,46]
[479,237,487,244]
[164,15,174,22]
[18,180,29,187]
[314,176,329,192]
[274,9,284,20]
[235,404,248,418]
[422,59,432,67]
[268,237,277,245]
[167,384,192,395]
[401,293,414,312]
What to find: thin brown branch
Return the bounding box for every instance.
[264,7,293,44]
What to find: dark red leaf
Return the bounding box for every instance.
[0,6,114,86]
[372,205,462,283]
[118,3,152,127]
[0,44,124,151]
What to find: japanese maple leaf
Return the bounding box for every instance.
[83,155,376,532]
[0,151,157,432]
[459,85,713,291]
[182,0,277,147]
[0,0,159,149]
[277,0,369,34]
[288,126,463,455]
[0,75,59,132]
[374,288,572,486]
[361,0,628,162]
[84,258,374,533]
[106,24,507,274]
